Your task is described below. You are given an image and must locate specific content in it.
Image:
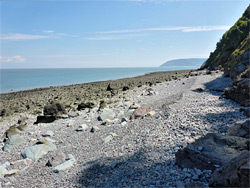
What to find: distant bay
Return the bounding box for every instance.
[0,66,198,93]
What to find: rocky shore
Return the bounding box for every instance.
[0,69,197,119]
[0,70,249,188]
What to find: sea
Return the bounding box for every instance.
[0,66,198,94]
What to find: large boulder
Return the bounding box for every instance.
[175,133,249,170]
[21,139,57,162]
[35,102,67,124]
[209,151,250,187]
[44,102,66,116]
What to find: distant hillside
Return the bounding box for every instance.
[160,58,207,67]
[201,5,249,78]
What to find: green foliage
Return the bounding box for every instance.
[202,5,250,74]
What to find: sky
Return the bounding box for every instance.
[0,0,249,68]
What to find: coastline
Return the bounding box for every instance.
[0,69,198,119]
[0,69,248,187]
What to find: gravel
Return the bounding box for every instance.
[0,71,248,188]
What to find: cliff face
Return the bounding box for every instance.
[201,5,250,107]
[201,5,250,79]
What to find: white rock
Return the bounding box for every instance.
[42,130,54,137]
[75,124,88,131]
[98,108,115,121]
[21,140,57,162]
[3,134,25,151]
[90,126,100,132]
[53,154,76,173]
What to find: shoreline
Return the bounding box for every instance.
[0,67,199,94]
[0,70,248,187]
[0,69,199,119]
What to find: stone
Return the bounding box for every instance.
[53,154,76,173]
[121,122,127,126]
[68,111,79,118]
[35,116,56,124]
[103,135,113,143]
[147,111,156,116]
[121,117,129,123]
[42,130,54,137]
[44,102,66,117]
[35,102,67,124]
[0,162,19,178]
[90,126,100,133]
[75,124,88,131]
[77,102,95,111]
[3,134,25,151]
[98,108,115,121]
[0,108,11,117]
[129,103,141,109]
[209,151,250,187]
[175,133,249,170]
[227,120,249,138]
[21,139,57,162]
[103,133,117,144]
[122,86,129,91]
[1,125,21,142]
[10,158,33,171]
[131,106,152,120]
[45,160,53,167]
[224,69,250,107]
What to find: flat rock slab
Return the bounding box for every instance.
[175,133,249,170]
[3,134,25,151]
[21,140,57,162]
[53,154,76,173]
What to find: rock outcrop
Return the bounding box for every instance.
[200,5,250,106]
[175,133,249,170]
[209,151,250,187]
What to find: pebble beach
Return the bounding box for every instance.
[0,70,249,188]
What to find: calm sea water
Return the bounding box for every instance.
[0,67,198,93]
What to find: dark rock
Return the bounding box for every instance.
[77,102,95,111]
[44,103,66,116]
[106,84,113,91]
[224,69,250,107]
[122,86,129,91]
[227,120,250,138]
[46,160,53,167]
[98,100,106,111]
[131,106,152,120]
[35,116,56,124]
[209,151,250,188]
[0,109,11,117]
[175,133,249,170]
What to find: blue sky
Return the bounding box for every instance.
[0,0,249,68]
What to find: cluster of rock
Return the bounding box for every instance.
[175,119,250,187]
